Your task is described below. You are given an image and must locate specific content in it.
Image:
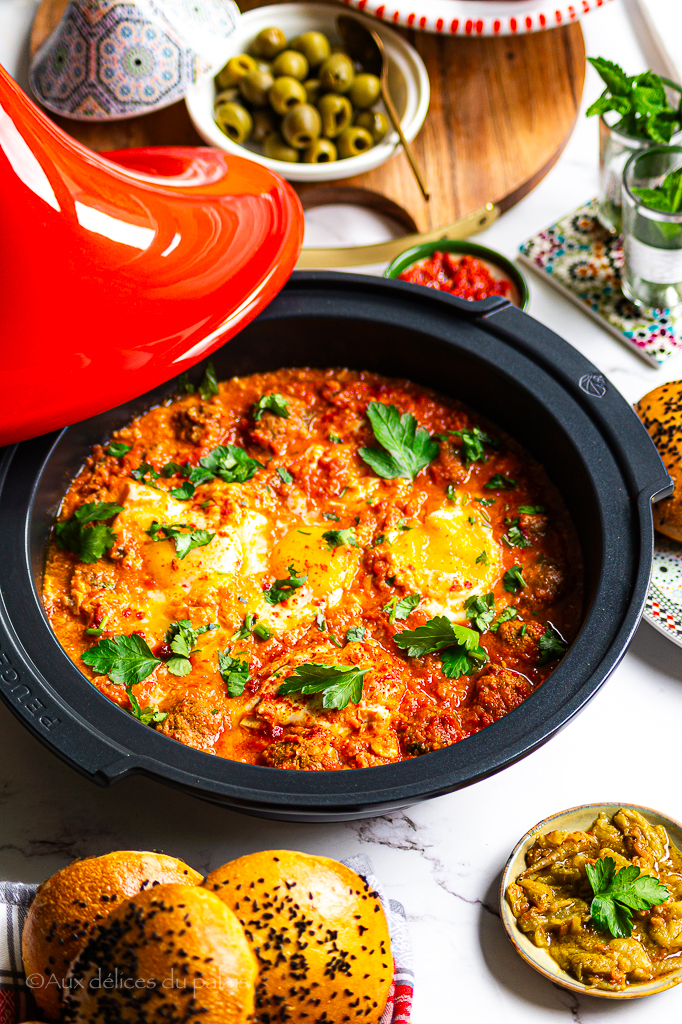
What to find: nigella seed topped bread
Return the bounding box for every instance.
[61,884,257,1024]
[204,849,393,1024]
[21,851,203,1020]
[636,382,682,541]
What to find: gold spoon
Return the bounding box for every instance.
[337,14,430,202]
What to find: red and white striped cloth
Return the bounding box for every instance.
[0,857,412,1023]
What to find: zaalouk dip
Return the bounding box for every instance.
[399,251,512,301]
[43,368,583,770]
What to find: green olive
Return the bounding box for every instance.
[303,138,337,163]
[318,52,355,94]
[318,92,353,138]
[290,31,331,69]
[238,68,274,106]
[282,103,322,148]
[271,49,309,81]
[355,109,389,143]
[214,101,253,144]
[214,87,239,108]
[303,78,322,105]
[263,132,299,163]
[349,73,381,109]
[216,54,256,90]
[336,125,374,159]
[268,75,306,115]
[250,26,286,60]
[254,60,272,75]
[251,108,277,143]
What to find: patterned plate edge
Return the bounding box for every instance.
[644,581,682,648]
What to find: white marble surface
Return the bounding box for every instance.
[2,1,682,1021]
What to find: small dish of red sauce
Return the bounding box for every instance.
[384,240,529,309]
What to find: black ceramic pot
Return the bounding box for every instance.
[0,273,671,821]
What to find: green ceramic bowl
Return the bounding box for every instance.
[384,239,530,310]
[500,802,682,1000]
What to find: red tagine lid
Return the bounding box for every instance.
[0,63,304,446]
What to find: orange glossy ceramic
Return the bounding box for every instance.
[0,63,304,445]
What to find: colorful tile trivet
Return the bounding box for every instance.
[30,0,238,121]
[518,199,682,367]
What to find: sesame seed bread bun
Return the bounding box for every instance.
[637,382,682,540]
[61,883,256,1024]
[204,850,393,1024]
[22,851,203,1020]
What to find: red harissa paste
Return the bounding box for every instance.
[399,251,512,301]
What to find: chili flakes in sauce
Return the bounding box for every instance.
[399,251,512,301]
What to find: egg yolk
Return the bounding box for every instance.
[389,504,501,617]
[270,525,361,598]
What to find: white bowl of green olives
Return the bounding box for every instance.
[185,2,429,181]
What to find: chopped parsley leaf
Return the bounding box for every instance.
[383,592,420,624]
[277,467,293,485]
[475,497,496,506]
[264,565,307,604]
[503,564,527,593]
[218,649,250,697]
[131,462,160,487]
[476,548,488,565]
[253,392,289,422]
[323,528,358,550]
[345,626,366,643]
[371,534,387,547]
[146,521,215,560]
[198,361,219,401]
[360,402,439,480]
[451,426,497,466]
[162,461,186,478]
[538,623,567,665]
[446,484,457,502]
[503,517,531,549]
[55,502,123,564]
[329,433,342,443]
[165,619,217,676]
[315,611,326,631]
[169,480,195,501]
[82,632,160,686]
[106,442,131,458]
[323,512,340,522]
[484,473,517,490]
[232,613,255,641]
[490,607,517,632]
[518,504,546,514]
[189,444,262,485]
[278,663,368,710]
[464,593,495,632]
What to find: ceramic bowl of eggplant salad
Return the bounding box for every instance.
[185,3,430,181]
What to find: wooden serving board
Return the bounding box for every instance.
[31,0,585,265]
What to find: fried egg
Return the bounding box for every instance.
[388,502,501,620]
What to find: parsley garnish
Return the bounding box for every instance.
[169,480,195,501]
[476,549,488,565]
[323,512,340,522]
[232,613,254,641]
[503,565,526,593]
[253,392,289,422]
[82,633,160,685]
[84,612,110,637]
[490,607,517,632]
[329,432,342,443]
[464,593,495,632]
[484,473,517,490]
[446,484,457,502]
[323,528,358,550]
[264,565,308,604]
[345,626,366,643]
[254,622,272,640]
[475,497,496,506]
[164,619,217,676]
[178,371,194,395]
[162,462,185,477]
[55,502,123,564]
[188,444,262,486]
[277,467,293,485]
[383,592,420,624]
[538,623,567,664]
[394,615,488,679]
[586,856,670,938]
[518,505,545,514]
[218,649,250,697]
[504,517,531,549]
[451,426,497,466]
[198,361,219,400]
[278,663,368,710]
[146,521,215,559]
[371,534,387,547]
[107,442,131,458]
[586,58,682,144]
[131,462,160,486]
[315,611,326,631]
[360,402,439,480]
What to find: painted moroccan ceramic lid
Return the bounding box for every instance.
[30,0,239,120]
[0,62,304,446]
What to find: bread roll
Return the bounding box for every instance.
[205,850,393,1024]
[61,883,256,1023]
[22,850,203,1019]
[636,382,682,540]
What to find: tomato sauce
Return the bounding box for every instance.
[43,369,582,770]
[399,252,512,301]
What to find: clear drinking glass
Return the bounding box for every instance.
[598,78,682,235]
[622,145,682,311]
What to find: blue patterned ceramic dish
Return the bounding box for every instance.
[30,0,239,120]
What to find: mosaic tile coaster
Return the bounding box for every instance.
[518,199,682,368]
[645,535,682,648]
